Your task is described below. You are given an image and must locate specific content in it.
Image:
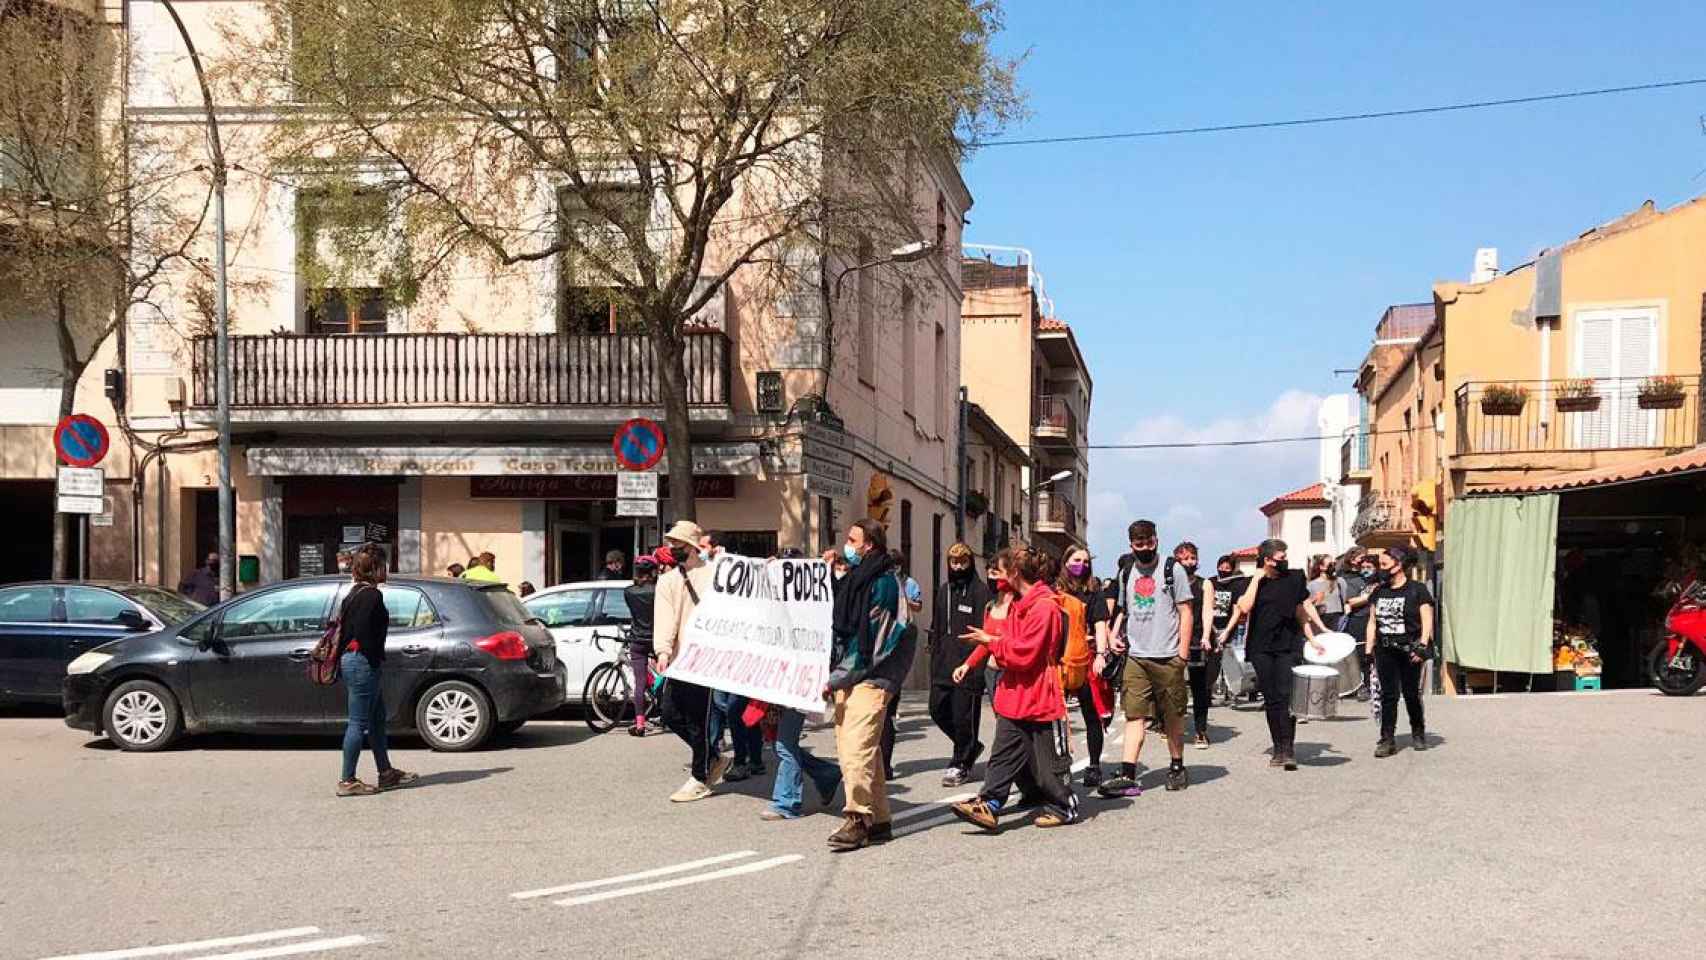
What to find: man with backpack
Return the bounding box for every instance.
[1100,519,1193,797]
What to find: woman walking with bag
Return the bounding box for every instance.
[337,548,418,797]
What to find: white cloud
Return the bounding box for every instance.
[1087,391,1324,568]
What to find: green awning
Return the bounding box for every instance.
[1443,494,1558,673]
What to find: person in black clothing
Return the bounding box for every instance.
[599,550,627,580]
[1055,546,1110,787]
[1175,542,1220,749]
[624,554,660,737]
[1340,551,1377,701]
[1210,553,1250,703]
[178,552,219,606]
[1222,539,1327,770]
[1365,546,1434,757]
[929,542,991,787]
[336,548,418,797]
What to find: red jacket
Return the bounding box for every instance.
[988,582,1066,722]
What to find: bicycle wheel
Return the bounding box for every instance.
[583,663,633,733]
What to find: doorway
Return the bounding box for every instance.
[0,481,55,583]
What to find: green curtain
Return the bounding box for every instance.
[1443,494,1558,674]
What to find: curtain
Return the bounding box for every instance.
[1443,494,1559,674]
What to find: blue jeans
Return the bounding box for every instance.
[341,651,391,781]
[769,708,842,818]
[710,691,764,766]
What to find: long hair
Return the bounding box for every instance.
[1055,546,1098,596]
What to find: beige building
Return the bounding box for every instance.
[958,253,1092,555]
[1,0,975,650]
[961,400,1029,563]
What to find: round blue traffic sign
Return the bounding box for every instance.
[612,418,666,472]
[55,414,110,468]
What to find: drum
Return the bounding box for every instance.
[1291,664,1341,720]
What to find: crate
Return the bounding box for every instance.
[1574,675,1602,691]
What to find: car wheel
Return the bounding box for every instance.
[415,680,493,752]
[102,679,181,752]
[495,719,526,737]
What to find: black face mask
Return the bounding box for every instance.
[1217,569,1234,580]
[668,545,691,566]
[1375,568,1394,585]
[949,566,973,583]
[1272,559,1289,574]
[1133,549,1158,565]
[1182,562,1198,576]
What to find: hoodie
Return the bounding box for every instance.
[987,582,1066,722]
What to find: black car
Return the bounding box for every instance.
[0,582,203,706]
[63,576,564,752]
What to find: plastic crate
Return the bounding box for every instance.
[1574,675,1602,691]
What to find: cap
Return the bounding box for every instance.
[663,520,705,547]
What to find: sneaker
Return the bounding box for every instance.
[1097,775,1141,799]
[1193,732,1209,750]
[722,762,751,783]
[669,778,714,803]
[1034,806,1080,828]
[376,768,419,791]
[1282,750,1299,771]
[868,821,893,844]
[336,779,379,797]
[950,799,999,831]
[1374,739,1397,759]
[707,754,732,786]
[1165,765,1189,792]
[940,767,970,788]
[1081,766,1103,790]
[1411,728,1429,751]
[627,724,646,738]
[826,814,872,851]
[758,808,792,821]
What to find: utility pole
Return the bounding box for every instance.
[158,1,234,600]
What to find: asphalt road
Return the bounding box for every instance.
[2,688,1702,960]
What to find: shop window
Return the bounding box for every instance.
[1309,516,1326,543]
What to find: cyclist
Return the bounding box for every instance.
[623,553,661,737]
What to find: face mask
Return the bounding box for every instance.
[993,576,1011,594]
[698,550,713,565]
[1360,567,1376,579]
[668,545,690,565]
[1273,559,1289,574]
[1218,569,1234,579]
[1065,561,1088,577]
[1182,562,1198,576]
[1134,549,1157,565]
[949,565,972,582]
[1376,568,1394,585]
[843,543,862,567]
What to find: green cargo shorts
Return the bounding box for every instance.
[1122,655,1189,723]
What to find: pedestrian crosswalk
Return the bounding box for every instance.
[511,850,803,908]
[37,927,369,960]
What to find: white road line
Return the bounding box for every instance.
[892,812,958,840]
[39,928,325,960]
[193,937,369,960]
[891,792,974,825]
[555,854,803,907]
[512,851,757,899]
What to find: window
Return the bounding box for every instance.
[298,186,396,334]
[901,286,916,415]
[480,588,535,627]
[118,586,203,625]
[307,288,387,335]
[0,586,56,623]
[1309,516,1327,543]
[527,590,596,629]
[598,588,632,624]
[550,2,656,91]
[933,324,946,435]
[936,192,947,251]
[62,588,136,625]
[900,499,914,572]
[218,583,336,641]
[856,239,875,385]
[558,187,650,334]
[380,587,438,629]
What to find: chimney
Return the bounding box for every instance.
[1470,247,1498,284]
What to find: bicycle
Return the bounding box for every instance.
[582,629,666,733]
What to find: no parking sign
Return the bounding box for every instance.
[612,418,666,472]
[55,414,109,467]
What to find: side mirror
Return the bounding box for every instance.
[116,609,150,632]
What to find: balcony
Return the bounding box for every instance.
[1034,490,1078,538]
[1455,377,1698,456]
[1034,394,1079,448]
[1340,428,1371,481]
[1352,493,1411,543]
[189,330,731,427]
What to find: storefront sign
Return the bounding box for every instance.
[248,444,762,478]
[298,543,326,575]
[468,475,736,501]
[616,473,659,499]
[341,525,366,544]
[670,554,836,715]
[615,498,656,518]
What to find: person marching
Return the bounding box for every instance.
[622,553,660,737]
[1221,539,1328,770]
[1055,546,1112,788]
[929,543,991,787]
[1341,551,1378,703]
[1364,546,1434,757]
[655,520,728,802]
[1174,541,1219,749]
[1100,520,1193,797]
[950,542,1080,831]
[1209,553,1251,707]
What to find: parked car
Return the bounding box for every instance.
[524,580,632,703]
[62,576,564,752]
[0,582,203,707]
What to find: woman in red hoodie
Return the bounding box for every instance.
[951,542,1081,831]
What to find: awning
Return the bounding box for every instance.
[1442,494,1558,674]
[1472,445,1706,495]
[246,443,765,477]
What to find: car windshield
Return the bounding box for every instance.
[479,587,539,627]
[118,585,205,625]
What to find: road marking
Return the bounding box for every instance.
[554,854,803,907]
[39,928,330,960]
[192,937,368,960]
[512,850,758,899]
[890,792,974,825]
[893,812,958,840]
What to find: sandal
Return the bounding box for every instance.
[336,779,379,797]
[377,768,420,790]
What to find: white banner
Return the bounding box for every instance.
[670,554,835,715]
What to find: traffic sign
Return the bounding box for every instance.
[615,498,657,518]
[54,414,109,467]
[617,472,659,499]
[612,418,666,471]
[57,466,104,497]
[56,495,104,515]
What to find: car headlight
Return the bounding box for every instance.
[67,651,115,676]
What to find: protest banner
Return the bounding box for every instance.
[669,553,836,715]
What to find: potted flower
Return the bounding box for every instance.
[964,489,988,519]
[1480,383,1530,416]
[1637,375,1686,410]
[1553,378,1601,413]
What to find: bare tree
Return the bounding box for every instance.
[0,1,212,576]
[221,0,1020,521]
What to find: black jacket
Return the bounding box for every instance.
[929,573,991,684]
[624,583,656,648]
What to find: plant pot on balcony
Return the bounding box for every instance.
[964,491,988,519]
[1554,395,1601,413]
[1480,398,1527,416]
[1638,393,1685,410]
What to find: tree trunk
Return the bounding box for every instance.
[52,288,87,580]
[653,325,697,524]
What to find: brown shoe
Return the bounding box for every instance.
[827,814,871,852]
[377,768,419,790]
[336,779,379,797]
[950,798,999,831]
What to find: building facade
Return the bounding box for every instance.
[1259,483,1336,559]
[961,400,1029,564]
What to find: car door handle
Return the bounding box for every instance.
[287,648,312,661]
[402,645,430,656]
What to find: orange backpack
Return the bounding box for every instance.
[1053,592,1092,690]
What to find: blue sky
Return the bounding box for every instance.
[961,1,1706,566]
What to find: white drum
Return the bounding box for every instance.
[1291,664,1341,720]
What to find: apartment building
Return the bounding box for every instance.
[959,252,1092,555]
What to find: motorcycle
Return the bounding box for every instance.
[1652,577,1706,696]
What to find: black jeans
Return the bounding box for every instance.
[663,679,715,783]
[1375,646,1426,740]
[979,716,1078,818]
[1188,652,1223,734]
[928,680,985,770]
[879,689,903,775]
[1248,647,1300,751]
[1067,681,1104,766]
